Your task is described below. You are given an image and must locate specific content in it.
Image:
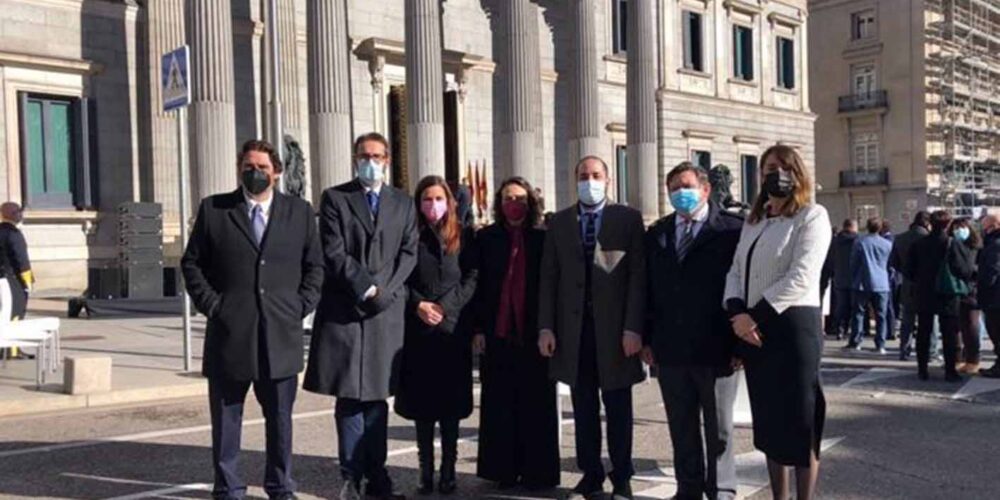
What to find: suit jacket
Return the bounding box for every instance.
[471,223,546,343]
[181,189,323,381]
[303,180,418,401]
[850,234,893,293]
[978,233,1000,310]
[830,231,858,290]
[905,230,975,316]
[644,202,743,371]
[538,203,646,391]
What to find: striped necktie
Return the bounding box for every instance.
[676,220,694,262]
[583,212,597,261]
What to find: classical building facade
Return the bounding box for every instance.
[811,0,1000,225]
[0,0,811,293]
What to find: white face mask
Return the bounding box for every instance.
[356,159,385,187]
[577,180,607,207]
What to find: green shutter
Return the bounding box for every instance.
[47,101,73,194]
[24,99,45,197]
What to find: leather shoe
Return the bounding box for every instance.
[611,481,633,499]
[566,475,604,499]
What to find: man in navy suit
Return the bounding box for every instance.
[182,139,324,500]
[847,217,894,354]
[643,162,743,500]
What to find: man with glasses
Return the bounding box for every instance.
[304,132,418,500]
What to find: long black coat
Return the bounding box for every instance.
[181,190,324,381]
[473,223,560,487]
[394,227,478,421]
[977,233,1000,310]
[304,180,418,401]
[905,230,976,317]
[644,202,743,371]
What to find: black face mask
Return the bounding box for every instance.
[241,168,271,195]
[762,171,795,198]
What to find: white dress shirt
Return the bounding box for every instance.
[244,189,273,227]
[674,201,710,250]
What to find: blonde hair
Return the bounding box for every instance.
[747,145,813,224]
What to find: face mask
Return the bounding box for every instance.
[356,159,385,187]
[955,227,971,242]
[762,169,795,198]
[421,199,448,224]
[670,188,702,215]
[577,180,607,207]
[241,168,271,195]
[502,200,528,223]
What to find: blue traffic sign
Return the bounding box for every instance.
[162,46,190,112]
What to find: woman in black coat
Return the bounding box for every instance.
[394,176,478,495]
[950,218,982,374]
[473,177,560,490]
[905,210,976,381]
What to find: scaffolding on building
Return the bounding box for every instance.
[926,0,1000,216]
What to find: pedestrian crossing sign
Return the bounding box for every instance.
[162,46,190,112]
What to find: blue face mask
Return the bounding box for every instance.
[955,227,971,242]
[577,180,607,207]
[356,159,385,187]
[670,188,702,215]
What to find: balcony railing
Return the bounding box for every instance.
[840,168,889,187]
[838,90,889,112]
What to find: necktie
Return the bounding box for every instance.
[677,220,694,262]
[583,212,597,261]
[251,204,266,245]
[366,191,380,218]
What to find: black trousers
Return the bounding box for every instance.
[416,418,459,466]
[208,375,298,500]
[983,309,1000,359]
[658,367,738,500]
[917,312,960,375]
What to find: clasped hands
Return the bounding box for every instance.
[537,329,643,358]
[731,312,763,347]
[416,301,445,326]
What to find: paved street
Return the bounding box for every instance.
[0,340,998,500]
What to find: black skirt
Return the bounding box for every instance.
[739,306,826,466]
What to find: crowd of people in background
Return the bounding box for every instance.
[181,133,840,500]
[826,207,1000,381]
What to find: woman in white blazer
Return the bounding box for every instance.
[723,145,831,500]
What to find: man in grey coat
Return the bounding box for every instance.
[303,132,418,500]
[538,156,646,500]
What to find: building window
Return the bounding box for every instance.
[776,37,795,89]
[852,133,879,171]
[692,150,712,171]
[18,93,97,209]
[682,10,704,72]
[741,154,759,203]
[612,0,628,55]
[851,9,876,40]
[615,145,628,204]
[852,64,877,101]
[733,25,754,81]
[855,204,881,222]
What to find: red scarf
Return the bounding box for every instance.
[495,225,527,342]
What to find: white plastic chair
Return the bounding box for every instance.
[0,278,60,387]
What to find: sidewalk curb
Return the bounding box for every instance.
[0,378,207,419]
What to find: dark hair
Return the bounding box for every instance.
[950,216,983,249]
[866,217,882,234]
[574,156,609,177]
[880,220,892,234]
[353,132,391,158]
[414,176,461,255]
[931,210,953,234]
[913,210,932,228]
[666,161,709,189]
[842,218,857,231]
[748,144,813,224]
[492,176,542,228]
[238,139,283,173]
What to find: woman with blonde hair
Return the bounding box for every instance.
[724,145,831,500]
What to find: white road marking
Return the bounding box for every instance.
[60,474,211,500]
[952,376,1000,400]
[633,437,845,499]
[841,367,911,388]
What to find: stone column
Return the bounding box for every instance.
[147,0,185,216]
[500,0,540,181]
[273,0,302,141]
[307,0,353,198]
[405,0,446,189]
[570,0,602,161]
[186,0,238,200]
[628,0,659,220]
